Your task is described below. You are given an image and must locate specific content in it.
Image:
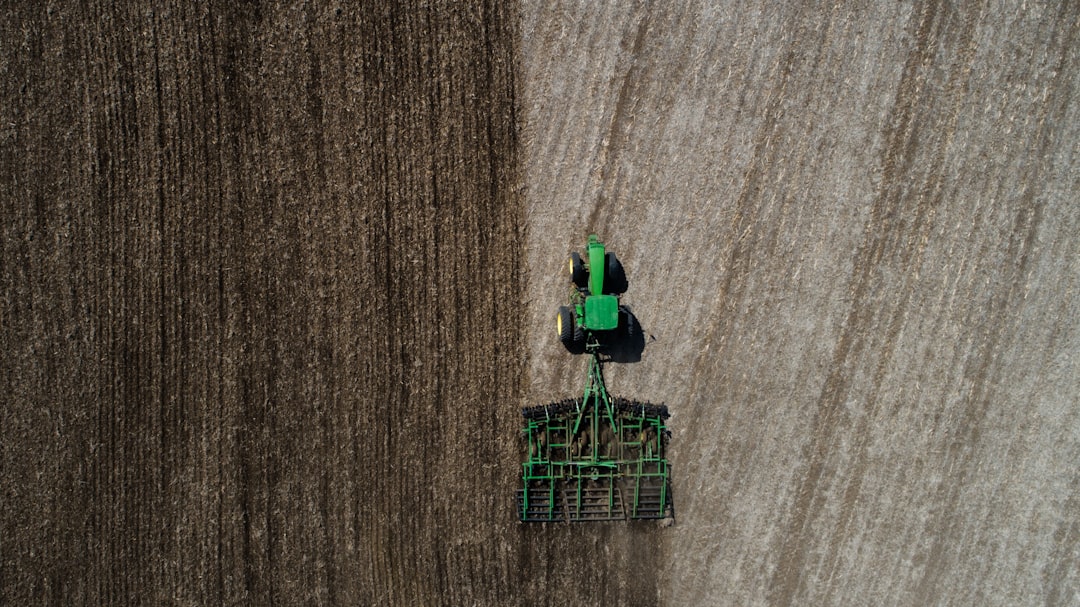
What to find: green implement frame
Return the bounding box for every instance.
[518,350,672,522]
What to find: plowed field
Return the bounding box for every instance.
[3,2,1078,606]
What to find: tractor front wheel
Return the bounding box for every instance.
[604,252,628,294]
[570,252,588,288]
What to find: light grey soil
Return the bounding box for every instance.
[521,1,1079,605]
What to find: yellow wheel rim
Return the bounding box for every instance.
[557,312,563,337]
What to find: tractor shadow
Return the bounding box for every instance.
[604,306,647,363]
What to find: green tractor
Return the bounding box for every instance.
[518,235,672,523]
[556,234,636,354]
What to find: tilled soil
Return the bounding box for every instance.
[3,2,533,605]
[3,1,1079,606]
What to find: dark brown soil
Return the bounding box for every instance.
[1,2,571,605]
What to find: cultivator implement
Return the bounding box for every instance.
[518,353,672,522]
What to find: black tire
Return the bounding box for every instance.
[603,252,628,294]
[570,252,588,288]
[624,308,639,338]
[557,306,575,351]
[572,324,586,354]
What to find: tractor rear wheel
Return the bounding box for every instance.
[557,306,576,352]
[624,309,640,338]
[570,252,588,288]
[572,324,586,354]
